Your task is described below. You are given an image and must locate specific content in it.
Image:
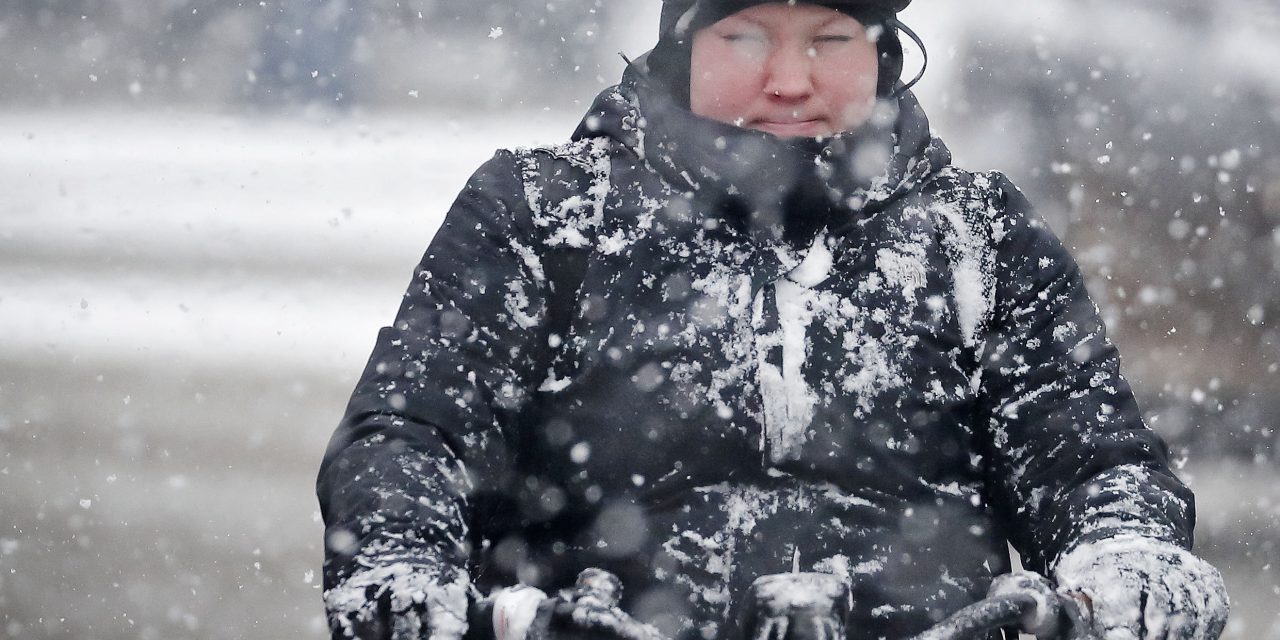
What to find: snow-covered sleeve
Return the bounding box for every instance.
[974,173,1195,574]
[316,150,552,639]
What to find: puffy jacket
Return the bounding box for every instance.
[316,67,1194,640]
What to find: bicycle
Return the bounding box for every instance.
[476,568,1099,640]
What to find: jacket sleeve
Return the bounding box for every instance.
[316,150,552,638]
[974,173,1195,574]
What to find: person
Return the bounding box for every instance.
[316,2,1231,639]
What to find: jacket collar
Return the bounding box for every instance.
[571,62,952,286]
[575,61,951,221]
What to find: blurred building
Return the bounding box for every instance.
[929,0,1280,461]
[0,0,637,111]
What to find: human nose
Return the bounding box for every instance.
[762,45,814,100]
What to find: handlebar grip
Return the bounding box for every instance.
[907,592,1099,640]
[908,594,1036,640]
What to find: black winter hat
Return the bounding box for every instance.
[648,0,915,106]
[659,0,912,37]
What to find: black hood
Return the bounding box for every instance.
[649,0,908,104]
[572,61,952,246]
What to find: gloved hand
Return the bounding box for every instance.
[733,572,851,640]
[337,587,436,639]
[1053,535,1230,640]
[912,571,1097,640]
[487,569,664,640]
[491,585,550,640]
[986,571,1063,638]
[326,566,470,640]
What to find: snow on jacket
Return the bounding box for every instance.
[316,67,1195,640]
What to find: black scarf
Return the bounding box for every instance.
[627,68,946,247]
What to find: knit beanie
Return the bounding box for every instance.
[648,0,911,106]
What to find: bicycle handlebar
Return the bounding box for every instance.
[909,593,1035,640]
[476,569,1098,640]
[906,590,1097,640]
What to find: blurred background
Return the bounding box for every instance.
[0,0,1276,638]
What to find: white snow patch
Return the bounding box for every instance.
[927,187,998,348]
[325,563,470,640]
[503,281,540,329]
[1054,534,1229,640]
[755,278,820,465]
[876,243,929,305]
[786,232,834,287]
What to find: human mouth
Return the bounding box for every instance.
[749,119,828,138]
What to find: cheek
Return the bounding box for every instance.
[818,65,877,105]
[690,40,762,121]
[821,40,878,88]
[816,46,879,125]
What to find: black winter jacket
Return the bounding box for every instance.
[317,70,1194,640]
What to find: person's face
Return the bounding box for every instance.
[689,3,880,138]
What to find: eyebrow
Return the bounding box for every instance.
[729,14,767,28]
[818,14,865,31]
[818,14,842,28]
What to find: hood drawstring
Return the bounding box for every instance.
[618,52,641,76]
[889,17,928,97]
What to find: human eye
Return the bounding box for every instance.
[722,31,765,43]
[814,34,854,44]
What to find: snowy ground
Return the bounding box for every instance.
[0,110,1275,639]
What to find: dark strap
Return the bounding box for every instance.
[541,247,590,342]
